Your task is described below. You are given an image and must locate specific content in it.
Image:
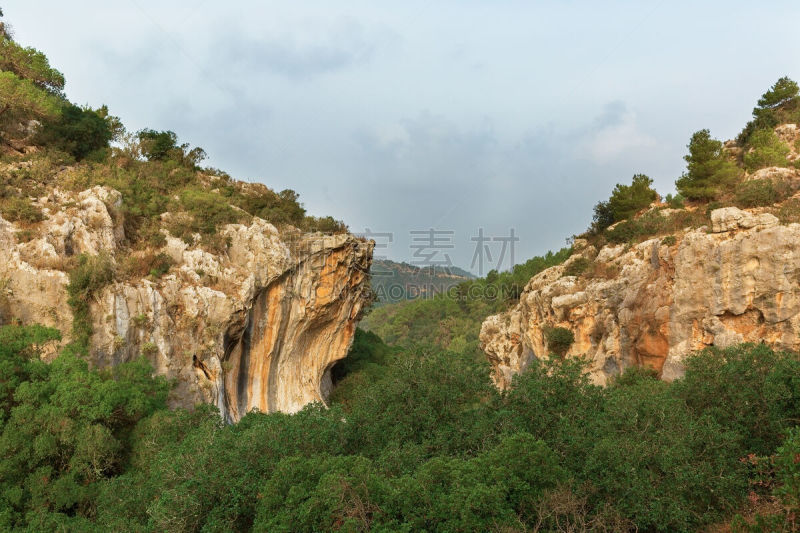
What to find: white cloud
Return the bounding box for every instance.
[585,106,657,163]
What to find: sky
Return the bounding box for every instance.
[4,1,800,274]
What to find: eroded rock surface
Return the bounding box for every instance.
[480,206,800,388]
[0,185,373,422]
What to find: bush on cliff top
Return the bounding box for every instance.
[592,173,659,233]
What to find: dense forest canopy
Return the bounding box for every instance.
[1,7,800,532]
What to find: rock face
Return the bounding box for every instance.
[480,206,800,388]
[0,185,373,422]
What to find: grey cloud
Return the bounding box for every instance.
[213,18,383,81]
[592,100,628,129]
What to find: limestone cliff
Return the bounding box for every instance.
[480,204,800,388]
[0,183,373,422]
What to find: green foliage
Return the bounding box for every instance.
[0,70,61,129]
[585,373,746,531]
[0,324,61,422]
[739,77,800,144]
[676,129,741,201]
[0,35,65,142]
[137,129,206,167]
[563,256,590,277]
[665,192,685,208]
[604,208,707,244]
[0,194,43,222]
[362,248,572,356]
[1,324,797,532]
[35,103,112,161]
[136,129,178,161]
[757,76,799,110]
[0,37,64,93]
[329,329,396,408]
[544,326,574,356]
[673,343,800,456]
[592,174,658,232]
[0,326,167,529]
[742,128,791,171]
[147,252,173,278]
[774,427,800,511]
[178,188,244,235]
[66,253,115,355]
[735,178,790,208]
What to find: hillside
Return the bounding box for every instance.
[361,248,571,357]
[369,259,473,306]
[0,18,373,422]
[1,9,800,533]
[482,78,800,388]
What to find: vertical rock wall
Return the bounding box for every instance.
[480,207,800,388]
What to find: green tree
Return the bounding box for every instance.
[672,343,800,456]
[607,173,658,221]
[592,174,658,233]
[0,71,61,124]
[591,199,615,233]
[0,37,64,94]
[756,76,799,110]
[0,325,168,529]
[0,33,64,140]
[35,103,113,160]
[739,77,799,144]
[137,129,178,161]
[675,129,740,201]
[742,128,790,171]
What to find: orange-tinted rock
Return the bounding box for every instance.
[0,185,373,422]
[481,206,800,387]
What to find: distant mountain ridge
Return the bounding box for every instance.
[370,259,474,305]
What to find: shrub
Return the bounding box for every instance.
[661,235,677,246]
[34,104,112,161]
[544,326,574,356]
[743,129,790,171]
[735,179,786,208]
[563,256,590,277]
[0,196,43,223]
[672,344,800,456]
[136,128,206,168]
[66,253,115,354]
[140,341,158,356]
[136,129,178,161]
[586,375,747,531]
[774,427,800,511]
[665,193,685,208]
[178,188,244,235]
[592,174,658,232]
[676,129,741,201]
[148,252,173,278]
[0,348,168,528]
[607,173,658,221]
[604,208,707,244]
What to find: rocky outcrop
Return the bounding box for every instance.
[480,206,800,388]
[0,185,373,422]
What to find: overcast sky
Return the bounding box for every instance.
[4,1,800,273]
